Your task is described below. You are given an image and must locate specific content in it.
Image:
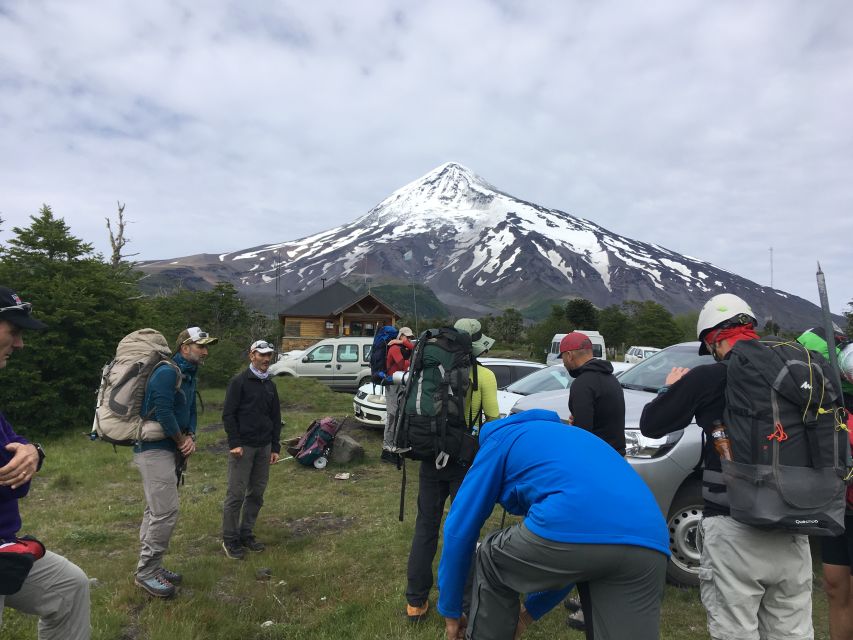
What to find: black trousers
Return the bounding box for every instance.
[406,460,469,608]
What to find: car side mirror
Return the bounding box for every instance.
[302,356,311,363]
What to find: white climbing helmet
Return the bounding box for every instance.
[696,294,757,355]
[840,343,853,383]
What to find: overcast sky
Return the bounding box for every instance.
[1,1,851,313]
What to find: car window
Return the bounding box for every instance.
[306,344,333,363]
[619,344,713,391]
[591,344,603,358]
[512,365,541,384]
[550,341,560,355]
[363,344,372,361]
[643,349,658,359]
[486,365,511,388]
[338,344,359,363]
[506,365,571,395]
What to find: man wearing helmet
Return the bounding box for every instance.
[639,293,814,640]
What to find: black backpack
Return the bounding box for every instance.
[393,327,477,468]
[722,337,849,536]
[370,326,400,384]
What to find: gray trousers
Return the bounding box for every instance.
[222,444,271,543]
[469,523,666,640]
[382,385,399,451]
[134,449,180,579]
[0,550,91,639]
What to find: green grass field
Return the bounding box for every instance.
[4,377,831,639]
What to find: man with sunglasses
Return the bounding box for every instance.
[221,340,282,560]
[0,286,91,638]
[133,326,217,598]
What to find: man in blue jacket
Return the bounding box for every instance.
[437,410,668,640]
[133,326,217,598]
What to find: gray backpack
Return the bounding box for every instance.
[91,329,181,446]
[722,337,848,536]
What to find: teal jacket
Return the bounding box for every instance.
[134,353,198,453]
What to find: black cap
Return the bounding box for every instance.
[0,287,47,330]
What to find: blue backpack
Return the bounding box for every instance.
[370,326,400,384]
[288,417,341,467]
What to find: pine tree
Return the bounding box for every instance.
[0,205,143,434]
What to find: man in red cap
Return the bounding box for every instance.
[560,331,625,455]
[560,330,626,633]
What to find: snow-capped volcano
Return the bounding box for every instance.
[138,162,825,328]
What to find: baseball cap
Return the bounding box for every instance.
[398,326,415,338]
[454,318,495,357]
[250,339,275,354]
[176,326,219,349]
[0,287,47,330]
[559,332,592,354]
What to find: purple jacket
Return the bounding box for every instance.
[0,412,30,540]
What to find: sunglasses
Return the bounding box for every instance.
[253,341,274,350]
[0,302,33,314]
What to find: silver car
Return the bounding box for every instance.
[510,342,713,587]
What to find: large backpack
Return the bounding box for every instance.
[287,417,341,467]
[370,325,400,384]
[91,329,181,446]
[721,337,849,536]
[393,327,476,469]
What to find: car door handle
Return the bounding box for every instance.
[336,364,342,370]
[325,364,332,368]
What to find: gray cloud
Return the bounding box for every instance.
[1,0,851,312]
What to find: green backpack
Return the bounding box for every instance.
[393,327,476,469]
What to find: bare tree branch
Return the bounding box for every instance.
[105,201,138,266]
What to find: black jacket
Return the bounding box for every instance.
[568,358,626,456]
[639,361,728,516]
[222,368,282,452]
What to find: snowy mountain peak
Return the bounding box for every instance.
[371,162,501,220]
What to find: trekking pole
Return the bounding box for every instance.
[816,263,846,402]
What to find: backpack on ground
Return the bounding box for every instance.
[287,417,341,467]
[722,337,849,536]
[370,325,400,385]
[91,329,181,446]
[393,327,476,469]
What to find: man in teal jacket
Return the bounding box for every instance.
[437,410,668,640]
[133,326,217,598]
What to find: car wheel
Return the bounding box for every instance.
[665,481,703,588]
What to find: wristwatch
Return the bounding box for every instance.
[33,443,45,472]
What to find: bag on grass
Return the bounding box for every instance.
[92,328,181,446]
[288,417,341,467]
[722,337,849,536]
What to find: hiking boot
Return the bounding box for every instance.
[241,536,265,552]
[381,450,400,465]
[563,595,581,612]
[135,574,175,598]
[222,540,245,560]
[157,567,183,585]
[567,609,586,631]
[406,601,429,622]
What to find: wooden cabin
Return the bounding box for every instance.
[278,282,401,352]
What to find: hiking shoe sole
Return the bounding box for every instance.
[406,602,429,622]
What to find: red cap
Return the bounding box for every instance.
[559,332,592,354]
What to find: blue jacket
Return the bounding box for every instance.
[436,410,669,619]
[134,353,198,453]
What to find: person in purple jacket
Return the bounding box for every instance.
[0,286,90,639]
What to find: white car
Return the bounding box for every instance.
[352,357,546,427]
[624,346,662,364]
[497,361,634,417]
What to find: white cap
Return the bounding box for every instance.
[250,340,275,354]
